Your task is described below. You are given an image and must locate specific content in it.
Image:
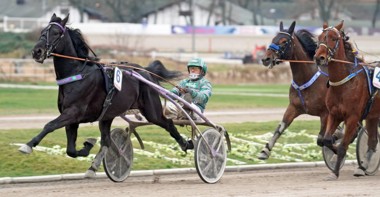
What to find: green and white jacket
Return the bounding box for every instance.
[170,78,212,113]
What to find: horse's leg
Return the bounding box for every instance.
[18,108,81,154]
[326,116,357,180]
[85,119,113,178]
[354,118,378,176]
[317,113,329,146]
[65,123,97,158]
[258,104,300,160]
[90,119,113,171]
[322,114,341,155]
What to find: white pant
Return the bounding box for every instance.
[161,100,201,120]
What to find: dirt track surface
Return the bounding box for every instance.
[0,108,319,130]
[1,166,378,197]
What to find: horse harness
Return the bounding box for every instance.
[268,31,294,60]
[317,26,341,63]
[291,67,329,112]
[268,31,329,112]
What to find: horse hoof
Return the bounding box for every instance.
[84,170,96,178]
[325,172,338,181]
[258,152,269,160]
[84,138,97,146]
[330,154,337,162]
[258,148,270,160]
[18,144,33,154]
[353,168,366,177]
[91,160,100,171]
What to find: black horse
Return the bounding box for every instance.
[19,13,191,176]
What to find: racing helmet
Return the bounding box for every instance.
[187,58,207,80]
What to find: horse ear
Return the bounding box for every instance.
[50,13,57,21]
[335,20,344,31]
[323,21,328,29]
[288,21,296,35]
[279,21,284,31]
[62,13,70,27]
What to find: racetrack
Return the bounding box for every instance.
[2,109,369,197]
[1,166,378,197]
[1,108,319,129]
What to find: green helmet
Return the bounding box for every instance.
[187,58,207,80]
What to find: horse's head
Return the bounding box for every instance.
[314,20,344,66]
[261,21,296,68]
[31,13,69,63]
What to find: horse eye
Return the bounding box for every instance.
[332,37,337,41]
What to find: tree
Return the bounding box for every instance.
[318,0,334,22]
[249,0,262,25]
[221,0,226,25]
[206,0,217,25]
[104,0,144,23]
[373,0,380,27]
[69,0,84,22]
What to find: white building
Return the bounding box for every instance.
[143,0,264,26]
[0,0,108,32]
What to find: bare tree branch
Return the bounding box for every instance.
[373,0,380,27]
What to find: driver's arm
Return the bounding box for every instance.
[169,80,184,98]
[190,81,212,104]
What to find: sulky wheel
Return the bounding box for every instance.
[103,127,134,182]
[194,128,227,184]
[322,126,346,171]
[356,127,380,176]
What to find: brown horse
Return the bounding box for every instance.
[314,21,379,180]
[259,21,330,159]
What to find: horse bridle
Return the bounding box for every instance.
[317,26,340,62]
[39,22,66,58]
[268,31,294,60]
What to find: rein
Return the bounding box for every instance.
[277,58,370,65]
[51,53,186,93]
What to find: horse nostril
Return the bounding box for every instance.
[319,56,325,62]
[36,48,42,56]
[262,57,270,63]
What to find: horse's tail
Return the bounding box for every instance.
[144,60,183,84]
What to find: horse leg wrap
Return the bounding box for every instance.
[267,122,286,149]
[260,147,270,157]
[361,149,374,170]
[91,147,108,171]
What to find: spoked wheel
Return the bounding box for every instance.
[194,128,227,184]
[103,127,134,182]
[356,127,380,176]
[322,126,346,171]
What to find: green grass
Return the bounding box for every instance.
[0,84,290,115]
[0,88,59,115]
[0,120,357,177]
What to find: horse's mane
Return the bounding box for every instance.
[294,29,317,60]
[341,30,364,63]
[51,17,99,61]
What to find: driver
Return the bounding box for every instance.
[164,58,212,120]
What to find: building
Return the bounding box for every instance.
[0,0,109,32]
